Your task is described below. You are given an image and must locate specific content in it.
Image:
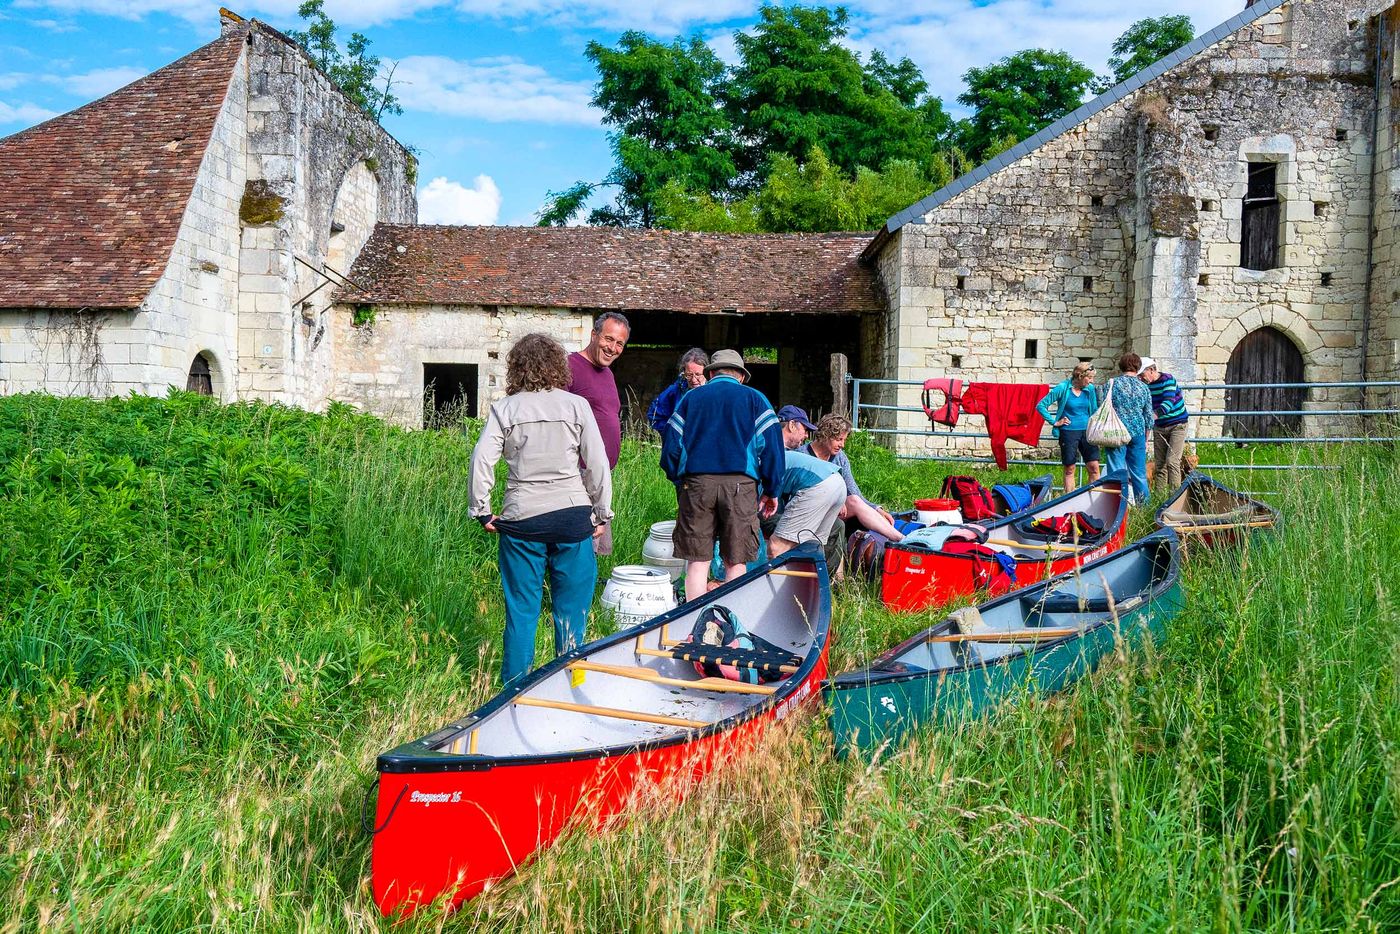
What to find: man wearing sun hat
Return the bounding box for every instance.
[660,349,785,603]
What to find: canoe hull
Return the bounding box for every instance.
[880,522,1127,611]
[370,545,830,917]
[881,473,1129,613]
[371,662,823,914]
[1154,472,1279,548]
[828,582,1180,756]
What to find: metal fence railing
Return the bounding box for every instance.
[848,376,1400,487]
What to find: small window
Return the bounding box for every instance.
[1091,194,1104,207]
[1348,18,1359,31]
[487,351,499,359]
[1314,201,1329,218]
[1321,271,1334,287]
[1201,199,1217,212]
[1198,273,1211,286]
[1024,339,1039,360]
[1082,276,1094,293]
[1203,124,1220,142]
[1335,128,1349,142]
[956,275,966,290]
[950,354,962,368]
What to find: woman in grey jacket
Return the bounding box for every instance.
[470,333,613,687]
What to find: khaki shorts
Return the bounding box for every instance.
[673,474,761,566]
[774,473,846,546]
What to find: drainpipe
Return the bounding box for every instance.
[1361,14,1383,411]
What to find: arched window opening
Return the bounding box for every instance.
[1224,327,1304,439]
[186,353,214,396]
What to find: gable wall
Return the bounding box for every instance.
[0,43,249,399]
[876,0,1392,454]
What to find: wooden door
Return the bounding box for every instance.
[1224,327,1303,438]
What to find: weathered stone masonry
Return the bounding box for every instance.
[868,0,1400,454]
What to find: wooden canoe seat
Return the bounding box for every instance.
[513,695,710,729]
[643,642,801,677]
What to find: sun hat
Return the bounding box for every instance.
[704,348,751,381]
[1139,356,1157,372]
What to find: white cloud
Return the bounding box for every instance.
[418,174,502,224]
[0,73,28,91]
[30,18,80,31]
[58,66,148,98]
[845,0,1227,112]
[451,0,755,33]
[0,100,59,125]
[394,55,599,125]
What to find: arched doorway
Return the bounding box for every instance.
[1224,326,1303,438]
[186,352,214,396]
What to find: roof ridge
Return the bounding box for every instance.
[866,0,1291,256]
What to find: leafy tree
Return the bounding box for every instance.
[1096,15,1195,92]
[289,0,402,121]
[725,6,950,184]
[655,147,956,233]
[957,49,1095,163]
[540,32,734,226]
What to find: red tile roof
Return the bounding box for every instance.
[340,225,882,314]
[0,30,248,310]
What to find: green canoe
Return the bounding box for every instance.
[826,529,1183,758]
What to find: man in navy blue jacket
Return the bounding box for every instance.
[661,349,784,603]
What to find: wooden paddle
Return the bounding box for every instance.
[927,627,1081,643]
[984,538,1085,554]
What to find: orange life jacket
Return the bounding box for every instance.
[921,377,963,427]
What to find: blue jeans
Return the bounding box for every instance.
[1104,433,1150,504]
[497,534,596,687]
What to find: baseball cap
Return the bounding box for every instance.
[777,405,817,431]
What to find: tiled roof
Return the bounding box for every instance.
[866,0,1289,258]
[341,225,883,314]
[0,29,248,309]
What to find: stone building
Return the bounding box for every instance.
[0,12,415,404]
[3,0,1400,447]
[334,225,880,425]
[866,0,1400,451]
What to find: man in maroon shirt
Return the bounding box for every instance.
[567,311,629,554]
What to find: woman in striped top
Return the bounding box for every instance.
[1139,357,1191,492]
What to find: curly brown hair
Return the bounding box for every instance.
[506,333,571,395]
[813,413,852,446]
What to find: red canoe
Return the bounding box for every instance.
[369,544,831,917]
[880,471,1129,613]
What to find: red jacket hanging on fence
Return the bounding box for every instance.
[960,382,1050,470]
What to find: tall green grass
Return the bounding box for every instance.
[0,393,1395,931]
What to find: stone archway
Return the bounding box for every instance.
[1224,326,1305,438]
[186,351,217,397]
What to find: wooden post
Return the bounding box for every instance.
[830,353,849,417]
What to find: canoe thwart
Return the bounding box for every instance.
[566,659,778,695]
[927,627,1081,643]
[769,569,820,579]
[513,695,710,729]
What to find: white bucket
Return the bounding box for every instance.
[641,520,686,582]
[601,565,677,630]
[915,500,963,526]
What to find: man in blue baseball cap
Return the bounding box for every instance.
[777,404,818,451]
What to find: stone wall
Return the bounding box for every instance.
[873,0,1395,456]
[1368,5,1400,413]
[329,304,591,426]
[232,18,416,408]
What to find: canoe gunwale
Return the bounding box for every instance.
[831,528,1182,692]
[377,543,832,774]
[1153,472,1280,531]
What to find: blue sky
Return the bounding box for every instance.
[0,0,1230,226]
